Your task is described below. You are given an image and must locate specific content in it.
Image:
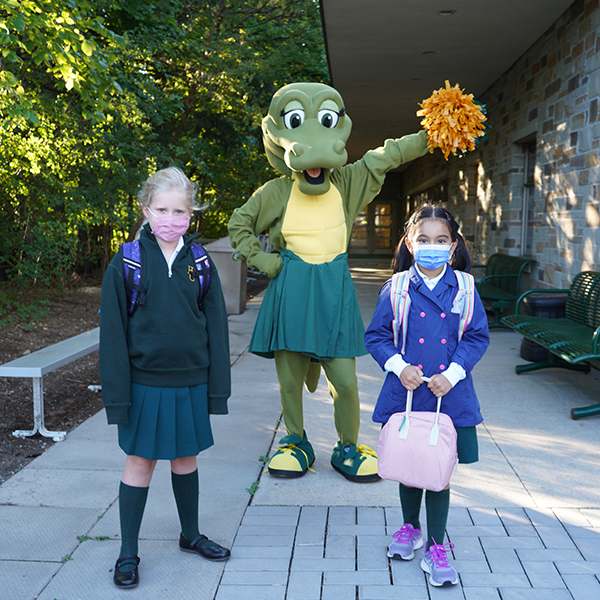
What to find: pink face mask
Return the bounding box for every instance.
[147,207,190,242]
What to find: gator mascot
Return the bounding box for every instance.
[228,82,429,482]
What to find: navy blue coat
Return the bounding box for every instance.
[365,265,489,427]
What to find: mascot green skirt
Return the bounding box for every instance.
[251,250,364,361]
[228,82,429,482]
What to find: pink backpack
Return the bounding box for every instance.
[377,378,458,492]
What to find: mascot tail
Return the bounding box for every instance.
[304,362,321,393]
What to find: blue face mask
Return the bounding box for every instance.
[414,244,452,270]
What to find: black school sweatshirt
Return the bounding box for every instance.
[99,225,230,425]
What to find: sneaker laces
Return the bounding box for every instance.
[393,523,419,543]
[428,540,455,567]
[276,443,317,473]
[356,444,377,458]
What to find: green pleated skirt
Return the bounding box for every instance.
[118,382,214,460]
[249,249,367,360]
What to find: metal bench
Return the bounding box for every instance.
[502,271,600,419]
[473,253,537,328]
[0,327,99,441]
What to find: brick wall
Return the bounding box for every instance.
[402,0,600,289]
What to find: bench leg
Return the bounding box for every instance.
[571,404,600,419]
[488,306,511,330]
[12,378,67,443]
[516,353,591,375]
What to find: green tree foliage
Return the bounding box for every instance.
[0,0,124,125]
[0,0,329,285]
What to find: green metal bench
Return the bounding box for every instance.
[502,271,600,419]
[473,253,537,328]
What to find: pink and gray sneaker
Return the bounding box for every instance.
[420,541,458,586]
[387,523,423,561]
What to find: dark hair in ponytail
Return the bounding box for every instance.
[391,204,472,274]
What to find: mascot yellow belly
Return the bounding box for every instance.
[282,184,346,264]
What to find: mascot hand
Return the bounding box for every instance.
[252,252,283,279]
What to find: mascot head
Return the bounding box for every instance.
[262,82,352,195]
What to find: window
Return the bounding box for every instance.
[521,142,536,255]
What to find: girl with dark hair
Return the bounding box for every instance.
[365,203,489,587]
[391,204,472,274]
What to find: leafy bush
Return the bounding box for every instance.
[17,222,78,287]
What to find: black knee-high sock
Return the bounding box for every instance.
[171,469,200,541]
[119,482,149,559]
[425,488,450,550]
[399,484,424,530]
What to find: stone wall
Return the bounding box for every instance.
[402,0,600,289]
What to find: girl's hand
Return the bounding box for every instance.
[427,374,452,397]
[400,365,424,391]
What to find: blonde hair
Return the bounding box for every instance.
[137,167,199,210]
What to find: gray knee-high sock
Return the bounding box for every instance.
[171,470,200,541]
[119,481,149,560]
[399,484,424,530]
[425,488,450,551]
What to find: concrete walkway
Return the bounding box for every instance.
[1,259,600,600]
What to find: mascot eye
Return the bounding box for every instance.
[318,109,339,128]
[283,109,305,129]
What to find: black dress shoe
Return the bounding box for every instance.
[179,533,231,561]
[113,555,140,588]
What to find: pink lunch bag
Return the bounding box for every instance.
[377,380,458,492]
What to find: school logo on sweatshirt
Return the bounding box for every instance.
[188,265,196,281]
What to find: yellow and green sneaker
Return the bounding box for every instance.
[330,442,380,483]
[267,433,316,478]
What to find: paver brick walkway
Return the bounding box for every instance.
[218,505,600,600]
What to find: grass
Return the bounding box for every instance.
[77,534,110,542]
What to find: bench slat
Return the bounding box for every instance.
[502,271,600,419]
[0,327,99,378]
[503,273,600,355]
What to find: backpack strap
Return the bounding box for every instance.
[390,269,475,352]
[390,271,412,354]
[453,270,475,341]
[189,243,211,307]
[122,241,147,316]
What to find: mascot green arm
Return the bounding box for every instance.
[332,130,428,226]
[228,177,291,278]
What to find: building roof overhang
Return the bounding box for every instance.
[321,0,577,164]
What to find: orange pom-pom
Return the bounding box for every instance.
[417,81,487,160]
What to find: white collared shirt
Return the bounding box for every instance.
[415,262,447,290]
[161,237,185,278]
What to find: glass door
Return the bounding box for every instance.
[350,202,394,255]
